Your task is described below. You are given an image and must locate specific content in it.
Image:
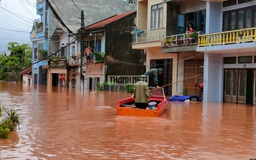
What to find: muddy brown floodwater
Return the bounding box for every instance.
[0,82,256,160]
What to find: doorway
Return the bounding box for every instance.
[150,59,173,95]
[224,69,254,104]
[52,73,59,87]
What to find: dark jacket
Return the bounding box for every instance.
[144,68,158,87]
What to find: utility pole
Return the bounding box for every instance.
[80,10,85,90]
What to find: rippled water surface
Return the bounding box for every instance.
[0,82,256,160]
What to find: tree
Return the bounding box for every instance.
[0,42,32,81]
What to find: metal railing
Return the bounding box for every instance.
[132,28,166,43]
[198,27,256,47]
[162,31,201,47]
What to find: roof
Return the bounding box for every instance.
[20,66,32,75]
[84,11,135,31]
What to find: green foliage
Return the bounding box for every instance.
[162,36,174,44]
[39,49,48,60]
[0,42,32,81]
[0,127,10,139]
[25,48,32,66]
[0,107,21,139]
[6,108,21,126]
[94,52,105,63]
[124,83,134,93]
[0,118,13,131]
[61,56,67,59]
[189,32,198,38]
[32,19,43,29]
[49,56,59,61]
[97,82,104,91]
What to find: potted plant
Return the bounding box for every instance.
[32,19,43,32]
[162,37,169,46]
[94,52,105,63]
[169,36,175,45]
[188,32,198,43]
[39,49,48,60]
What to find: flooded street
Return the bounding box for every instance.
[0,82,256,160]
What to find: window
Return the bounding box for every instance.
[151,4,163,30]
[223,6,256,31]
[223,0,236,7]
[224,57,236,64]
[223,0,252,7]
[238,10,244,29]
[238,56,252,63]
[183,10,206,33]
[245,8,252,28]
[223,13,229,31]
[238,0,253,4]
[34,47,38,60]
[230,11,236,30]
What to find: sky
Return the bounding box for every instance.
[0,0,38,54]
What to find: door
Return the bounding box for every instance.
[184,59,204,96]
[224,70,238,103]
[238,70,246,103]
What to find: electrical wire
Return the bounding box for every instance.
[0,28,30,33]
[22,0,36,8]
[71,0,81,11]
[18,0,37,19]
[0,6,33,23]
[50,0,77,32]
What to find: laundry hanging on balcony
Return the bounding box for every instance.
[135,26,143,37]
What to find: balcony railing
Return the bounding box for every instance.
[162,31,201,47]
[198,27,256,47]
[49,59,67,68]
[68,57,80,66]
[132,28,166,43]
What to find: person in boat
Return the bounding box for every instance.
[134,75,151,109]
[144,68,163,88]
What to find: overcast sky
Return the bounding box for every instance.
[0,0,38,54]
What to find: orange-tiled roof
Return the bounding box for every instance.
[20,66,32,75]
[84,11,135,31]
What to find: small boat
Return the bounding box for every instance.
[116,88,168,117]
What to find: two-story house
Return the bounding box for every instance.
[82,11,145,90]
[197,0,256,105]
[133,0,256,105]
[132,0,205,96]
[31,0,67,86]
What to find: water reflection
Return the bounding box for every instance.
[0,82,256,159]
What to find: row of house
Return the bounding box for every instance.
[21,0,256,105]
[21,0,143,88]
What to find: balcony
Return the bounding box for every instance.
[132,28,165,43]
[68,56,80,67]
[161,32,200,53]
[49,59,67,69]
[30,22,43,39]
[132,28,166,49]
[197,27,256,53]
